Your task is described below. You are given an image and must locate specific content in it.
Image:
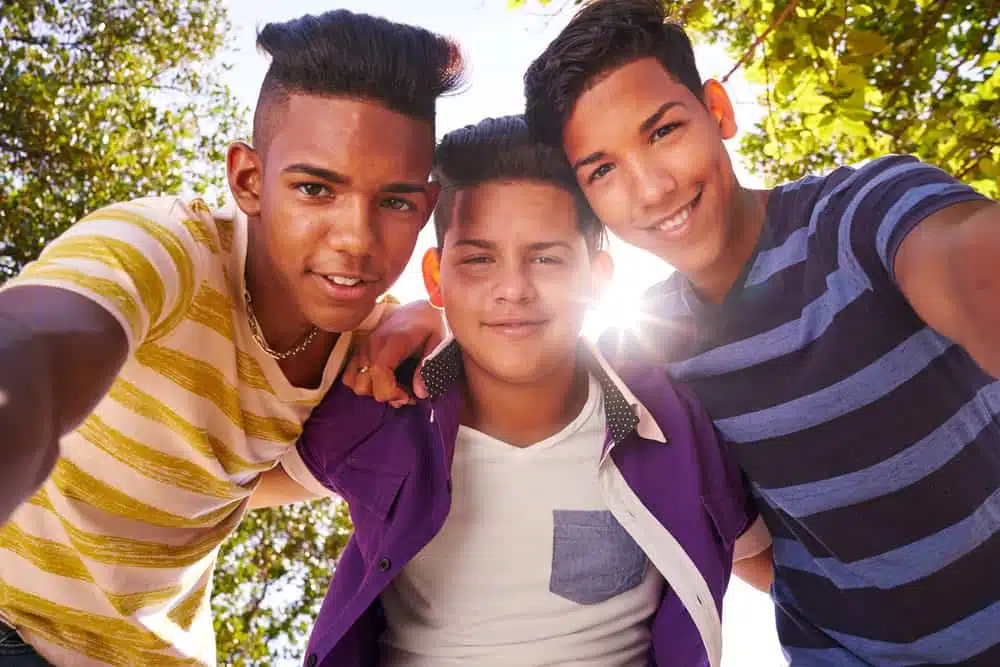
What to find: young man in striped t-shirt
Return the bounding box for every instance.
[519,0,1000,664]
[0,10,462,666]
[361,0,999,664]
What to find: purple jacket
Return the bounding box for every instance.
[296,340,761,667]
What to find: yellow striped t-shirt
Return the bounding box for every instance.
[0,196,381,666]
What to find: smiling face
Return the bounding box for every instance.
[427,179,609,387]
[229,94,437,333]
[563,57,741,282]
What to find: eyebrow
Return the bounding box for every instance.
[571,101,684,173]
[451,239,495,250]
[450,239,575,252]
[526,241,574,253]
[283,163,428,194]
[639,101,682,134]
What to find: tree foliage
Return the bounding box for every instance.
[0,0,246,282]
[513,0,1000,197]
[212,501,354,666]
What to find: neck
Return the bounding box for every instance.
[459,351,591,449]
[245,220,317,352]
[691,185,770,304]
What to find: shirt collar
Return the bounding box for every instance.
[419,335,667,445]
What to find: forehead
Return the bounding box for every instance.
[266,94,435,182]
[447,180,579,241]
[563,57,698,156]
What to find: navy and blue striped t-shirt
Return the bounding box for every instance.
[608,155,998,665]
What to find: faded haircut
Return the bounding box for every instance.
[253,9,465,149]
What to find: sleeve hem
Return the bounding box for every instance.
[279,446,336,498]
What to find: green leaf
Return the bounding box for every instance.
[847,29,889,56]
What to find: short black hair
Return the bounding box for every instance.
[433,115,603,251]
[524,0,702,147]
[253,9,465,148]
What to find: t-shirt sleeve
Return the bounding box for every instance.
[279,445,337,497]
[829,155,988,287]
[2,198,207,353]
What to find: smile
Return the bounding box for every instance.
[323,274,364,287]
[646,188,703,233]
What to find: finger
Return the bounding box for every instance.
[347,350,375,397]
[351,368,375,397]
[341,336,373,391]
[370,365,408,404]
[369,330,425,373]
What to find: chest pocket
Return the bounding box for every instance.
[549,509,648,605]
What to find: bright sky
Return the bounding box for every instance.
[221,1,784,664]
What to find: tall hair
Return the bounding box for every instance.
[433,115,603,250]
[524,0,702,147]
[252,9,465,147]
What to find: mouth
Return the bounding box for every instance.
[310,271,378,301]
[645,187,703,235]
[483,319,548,338]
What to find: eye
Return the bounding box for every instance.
[296,183,330,197]
[532,255,563,265]
[587,163,614,184]
[651,122,682,143]
[382,197,415,212]
[461,255,493,265]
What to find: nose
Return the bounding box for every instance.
[628,153,677,220]
[327,197,377,258]
[494,259,536,305]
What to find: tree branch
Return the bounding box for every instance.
[721,0,800,83]
[880,0,949,111]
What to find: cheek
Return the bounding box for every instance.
[587,185,633,236]
[380,222,423,267]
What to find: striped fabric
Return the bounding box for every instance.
[0,197,376,665]
[611,156,999,665]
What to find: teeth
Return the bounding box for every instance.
[658,204,692,231]
[327,275,361,286]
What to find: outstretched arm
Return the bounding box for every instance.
[0,286,130,523]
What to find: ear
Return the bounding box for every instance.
[421,247,444,308]
[589,250,614,302]
[702,80,738,140]
[227,141,263,218]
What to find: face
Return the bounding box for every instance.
[563,57,739,279]
[228,94,437,332]
[426,180,610,387]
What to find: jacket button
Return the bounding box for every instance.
[378,557,392,572]
[306,654,318,667]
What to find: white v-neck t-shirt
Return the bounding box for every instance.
[379,376,664,666]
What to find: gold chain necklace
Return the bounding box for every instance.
[244,288,319,360]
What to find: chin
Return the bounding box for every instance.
[484,360,556,386]
[309,302,377,334]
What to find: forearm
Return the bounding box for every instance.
[948,205,1000,377]
[248,466,324,509]
[733,546,774,593]
[0,312,59,524]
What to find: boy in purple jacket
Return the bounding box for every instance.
[296,116,771,667]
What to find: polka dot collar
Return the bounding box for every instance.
[419,338,661,445]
